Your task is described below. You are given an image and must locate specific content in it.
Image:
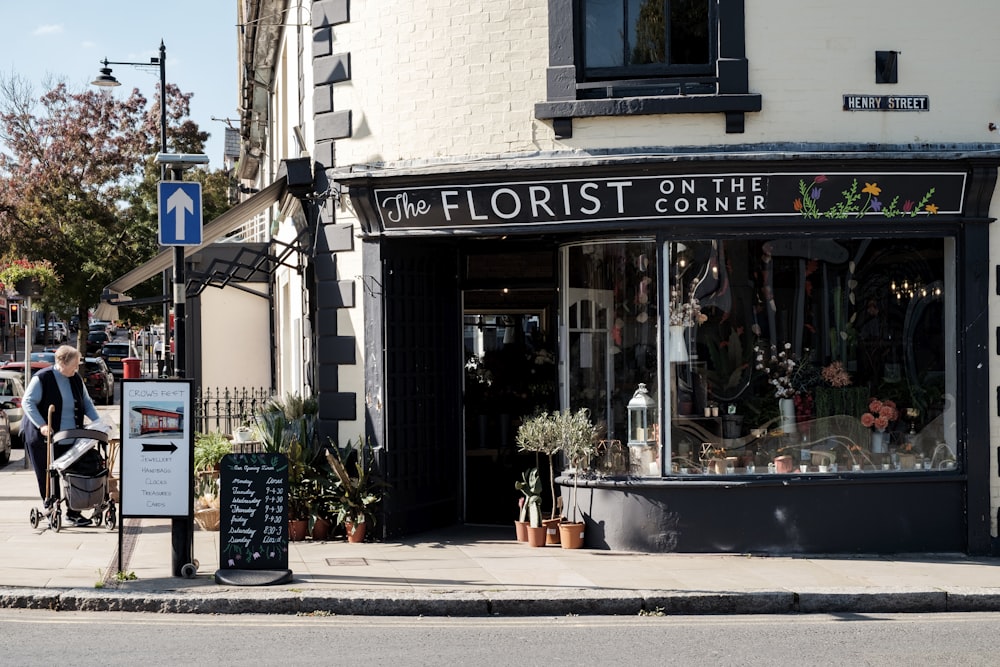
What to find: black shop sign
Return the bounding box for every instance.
[371,170,965,231]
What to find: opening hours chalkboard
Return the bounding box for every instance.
[214,452,293,586]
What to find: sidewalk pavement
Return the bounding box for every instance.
[3,412,1000,615]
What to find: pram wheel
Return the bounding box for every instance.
[51,510,62,533]
[29,507,39,529]
[92,510,103,527]
[105,506,117,531]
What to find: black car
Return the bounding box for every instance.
[100,342,138,377]
[86,331,110,355]
[80,357,114,405]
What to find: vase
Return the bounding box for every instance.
[344,519,367,543]
[526,524,547,547]
[311,517,332,541]
[514,520,529,542]
[871,429,887,454]
[558,521,585,549]
[668,325,688,362]
[543,517,562,545]
[288,519,308,542]
[779,398,797,435]
[773,455,794,473]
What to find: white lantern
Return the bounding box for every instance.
[627,383,657,446]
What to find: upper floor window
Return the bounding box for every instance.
[535,0,759,136]
[581,0,714,82]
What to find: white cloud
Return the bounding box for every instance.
[33,24,64,36]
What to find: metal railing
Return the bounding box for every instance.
[194,386,271,435]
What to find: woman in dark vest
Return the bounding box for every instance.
[23,345,100,527]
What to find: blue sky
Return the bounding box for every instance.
[0,2,238,169]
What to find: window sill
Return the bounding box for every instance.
[534,93,762,137]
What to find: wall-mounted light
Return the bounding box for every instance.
[875,50,899,84]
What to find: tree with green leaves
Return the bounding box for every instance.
[0,73,232,340]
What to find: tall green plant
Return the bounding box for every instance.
[516,412,561,520]
[555,408,599,524]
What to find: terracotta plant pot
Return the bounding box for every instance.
[514,520,529,542]
[288,518,309,542]
[543,517,562,545]
[558,521,585,549]
[344,519,367,543]
[773,455,794,473]
[525,524,547,547]
[311,517,332,541]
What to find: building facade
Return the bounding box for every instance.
[238,0,1000,553]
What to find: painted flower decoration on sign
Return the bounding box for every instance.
[794,176,937,219]
[0,258,60,294]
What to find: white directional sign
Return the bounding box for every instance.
[158,181,203,246]
[120,379,193,518]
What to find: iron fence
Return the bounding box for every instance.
[194,386,272,435]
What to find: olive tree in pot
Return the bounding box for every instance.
[556,408,599,549]
[515,412,563,543]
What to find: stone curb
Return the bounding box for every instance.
[2,586,1000,616]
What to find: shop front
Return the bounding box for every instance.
[341,152,997,554]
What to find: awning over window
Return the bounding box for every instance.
[104,177,287,298]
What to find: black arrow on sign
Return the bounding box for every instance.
[141,442,178,454]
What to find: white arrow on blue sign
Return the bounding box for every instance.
[158,181,203,246]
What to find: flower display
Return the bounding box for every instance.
[820,361,852,388]
[0,258,59,294]
[668,282,706,328]
[860,398,898,432]
[754,342,799,399]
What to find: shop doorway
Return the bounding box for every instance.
[462,289,559,525]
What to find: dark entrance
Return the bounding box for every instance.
[461,243,559,525]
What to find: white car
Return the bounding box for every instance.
[0,370,25,444]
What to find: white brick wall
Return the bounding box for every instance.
[328,1,1000,535]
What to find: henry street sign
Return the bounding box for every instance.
[158,181,203,246]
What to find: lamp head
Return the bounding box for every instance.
[91,60,121,88]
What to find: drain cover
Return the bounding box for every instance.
[326,558,368,567]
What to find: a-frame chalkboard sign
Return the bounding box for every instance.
[214,452,293,585]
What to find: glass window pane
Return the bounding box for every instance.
[667,237,956,476]
[563,241,659,452]
[584,0,626,68]
[669,0,710,65]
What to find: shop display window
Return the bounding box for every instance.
[561,236,958,477]
[672,237,956,476]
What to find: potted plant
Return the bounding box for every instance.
[253,393,320,540]
[514,467,542,544]
[326,438,388,543]
[193,431,232,531]
[0,258,59,297]
[555,408,598,549]
[517,466,546,547]
[515,411,563,543]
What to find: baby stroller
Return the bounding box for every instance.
[29,422,117,533]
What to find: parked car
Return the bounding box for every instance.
[80,356,114,405]
[29,352,55,365]
[34,321,65,344]
[0,407,11,465]
[86,330,111,355]
[53,322,70,342]
[101,342,139,377]
[0,369,25,446]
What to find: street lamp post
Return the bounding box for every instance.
[92,41,192,577]
[92,41,177,377]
